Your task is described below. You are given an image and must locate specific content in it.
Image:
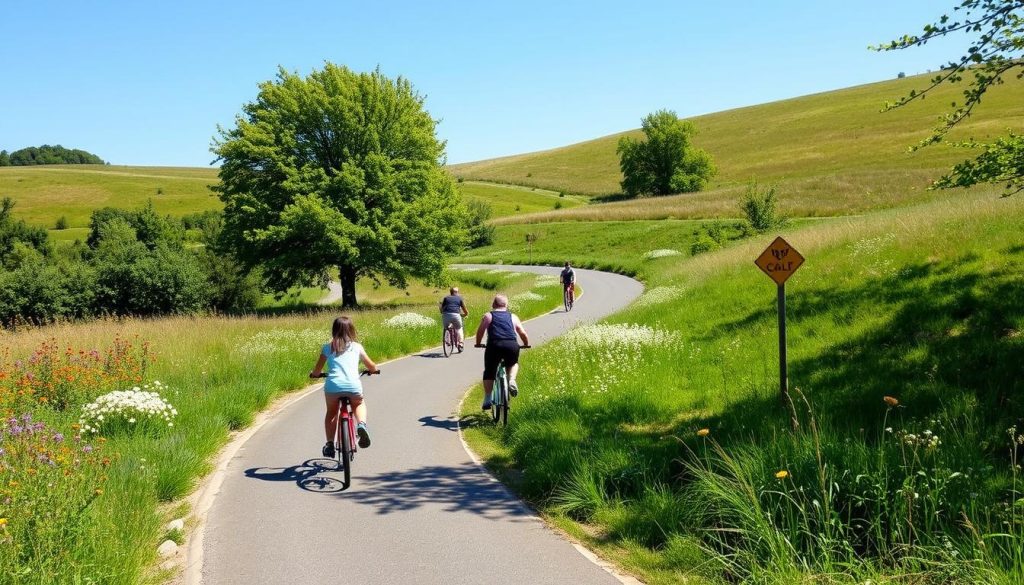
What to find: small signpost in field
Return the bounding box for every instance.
[755,236,805,431]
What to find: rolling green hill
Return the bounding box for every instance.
[451,73,1024,219]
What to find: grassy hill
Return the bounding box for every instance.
[451,73,1024,219]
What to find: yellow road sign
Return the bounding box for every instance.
[755,236,804,285]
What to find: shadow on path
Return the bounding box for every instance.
[245,458,348,493]
[418,415,483,432]
[340,462,532,521]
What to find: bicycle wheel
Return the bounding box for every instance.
[339,416,352,487]
[564,288,572,312]
[491,365,505,423]
[442,326,454,357]
[499,379,509,426]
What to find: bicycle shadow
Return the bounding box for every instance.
[245,458,349,493]
[418,414,482,431]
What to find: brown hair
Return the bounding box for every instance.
[330,316,358,355]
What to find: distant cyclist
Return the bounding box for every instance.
[439,286,469,350]
[561,261,576,305]
[474,294,530,410]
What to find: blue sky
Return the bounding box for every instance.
[0,1,963,166]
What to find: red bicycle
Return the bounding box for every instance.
[310,370,380,487]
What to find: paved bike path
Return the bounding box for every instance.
[200,266,644,584]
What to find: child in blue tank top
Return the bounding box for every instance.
[310,316,379,456]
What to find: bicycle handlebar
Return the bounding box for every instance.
[309,370,381,379]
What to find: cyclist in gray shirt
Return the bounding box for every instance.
[439,287,469,350]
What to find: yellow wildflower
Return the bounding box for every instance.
[883,396,899,407]
[775,470,789,479]
[697,428,710,437]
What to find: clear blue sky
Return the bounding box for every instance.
[0,1,963,167]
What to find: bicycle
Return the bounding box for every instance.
[475,343,529,425]
[563,284,574,312]
[310,370,380,487]
[442,322,462,357]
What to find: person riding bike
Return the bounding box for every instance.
[561,261,576,304]
[309,316,379,457]
[439,286,469,350]
[474,294,530,410]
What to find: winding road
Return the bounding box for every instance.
[196,266,643,584]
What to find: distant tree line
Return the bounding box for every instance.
[0,200,259,328]
[0,145,106,166]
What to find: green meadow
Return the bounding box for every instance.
[457,180,586,218]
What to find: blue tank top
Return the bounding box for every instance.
[487,310,517,341]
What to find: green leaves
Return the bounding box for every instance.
[617,109,717,197]
[877,1,1024,193]
[213,63,467,306]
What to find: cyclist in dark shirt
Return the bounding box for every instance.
[561,261,576,304]
[439,287,469,350]
[474,294,530,409]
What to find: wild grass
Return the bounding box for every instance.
[462,191,1024,583]
[0,270,561,583]
[452,72,1024,213]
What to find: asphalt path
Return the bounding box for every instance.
[200,265,644,584]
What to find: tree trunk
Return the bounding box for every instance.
[339,265,358,308]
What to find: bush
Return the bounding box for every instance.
[554,201,563,210]
[690,234,720,255]
[465,199,495,248]
[740,183,783,233]
[55,216,68,230]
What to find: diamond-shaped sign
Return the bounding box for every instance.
[755,236,804,285]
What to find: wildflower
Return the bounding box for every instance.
[383,313,436,329]
[94,489,103,495]
[697,428,710,437]
[0,518,6,528]
[775,470,789,479]
[883,396,899,407]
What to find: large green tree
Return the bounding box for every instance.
[877,0,1024,194]
[212,64,467,307]
[617,109,716,197]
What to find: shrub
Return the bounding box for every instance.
[465,199,495,248]
[554,201,563,210]
[690,234,720,255]
[740,183,783,233]
[55,216,68,230]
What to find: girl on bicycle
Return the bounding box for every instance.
[310,316,379,457]
[474,294,530,410]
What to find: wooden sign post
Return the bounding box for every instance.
[755,236,805,431]
[525,233,537,264]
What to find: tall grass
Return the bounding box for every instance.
[0,270,561,583]
[462,192,1024,583]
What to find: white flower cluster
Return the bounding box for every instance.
[891,428,942,450]
[644,249,682,260]
[851,233,896,257]
[512,291,544,303]
[383,312,436,329]
[533,275,561,288]
[633,286,684,308]
[487,269,512,276]
[79,381,177,434]
[487,249,513,257]
[563,323,680,350]
[238,328,325,356]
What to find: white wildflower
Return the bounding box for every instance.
[383,312,436,329]
[633,286,685,308]
[644,249,682,260]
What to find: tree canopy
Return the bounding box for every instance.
[877,0,1024,194]
[0,145,105,166]
[616,110,716,197]
[212,63,467,307]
